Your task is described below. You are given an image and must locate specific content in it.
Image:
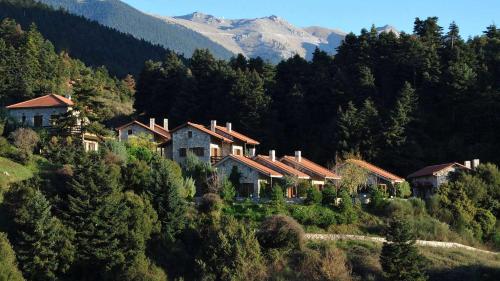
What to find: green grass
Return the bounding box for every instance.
[0,157,33,185]
[322,239,500,281]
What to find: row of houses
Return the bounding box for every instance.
[5,94,476,199]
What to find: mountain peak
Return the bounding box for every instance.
[175,11,225,25]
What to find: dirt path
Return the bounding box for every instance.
[305,233,498,255]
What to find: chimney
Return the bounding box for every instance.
[472,159,480,170]
[210,120,217,131]
[163,118,169,131]
[67,94,72,101]
[464,160,471,169]
[249,148,256,157]
[149,118,155,130]
[226,122,232,132]
[295,150,302,162]
[269,150,276,162]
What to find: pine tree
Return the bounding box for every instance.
[337,102,361,157]
[385,82,417,147]
[0,232,25,281]
[59,155,129,277]
[5,180,74,281]
[380,219,427,281]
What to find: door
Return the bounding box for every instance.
[34,115,43,128]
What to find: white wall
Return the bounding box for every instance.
[9,107,69,127]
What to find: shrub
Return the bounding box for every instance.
[409,198,427,216]
[297,180,311,197]
[305,187,322,205]
[337,189,358,224]
[257,215,305,251]
[395,181,412,198]
[321,186,337,206]
[199,193,223,214]
[297,246,353,281]
[368,185,387,213]
[220,177,236,203]
[180,176,196,200]
[9,128,39,163]
[475,208,496,239]
[383,199,414,218]
[289,204,338,228]
[270,184,285,211]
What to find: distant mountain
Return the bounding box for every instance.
[35,0,235,59]
[0,0,168,77]
[160,12,399,63]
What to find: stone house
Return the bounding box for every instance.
[5,94,99,151]
[280,151,341,190]
[215,154,283,198]
[408,161,474,197]
[342,159,405,192]
[214,122,260,156]
[168,120,259,165]
[116,118,171,157]
[253,151,310,198]
[168,121,233,165]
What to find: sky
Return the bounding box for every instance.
[121,0,498,38]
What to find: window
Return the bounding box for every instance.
[128,129,133,135]
[234,148,242,156]
[191,147,204,157]
[179,148,187,157]
[88,142,97,151]
[34,115,43,128]
[21,115,26,124]
[188,131,193,138]
[211,147,219,157]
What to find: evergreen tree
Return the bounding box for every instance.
[385,82,418,148]
[59,155,130,278]
[0,232,25,281]
[380,219,427,281]
[5,180,74,281]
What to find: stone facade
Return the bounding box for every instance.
[8,106,71,127]
[215,157,269,198]
[119,123,156,142]
[172,126,215,164]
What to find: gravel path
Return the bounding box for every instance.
[305,233,498,255]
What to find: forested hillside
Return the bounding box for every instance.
[135,18,500,176]
[0,0,169,77]
[36,0,235,60]
[0,18,135,120]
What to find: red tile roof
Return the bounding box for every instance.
[169,122,233,143]
[346,159,404,183]
[281,156,341,179]
[6,94,74,109]
[215,125,260,145]
[116,120,170,140]
[254,155,310,179]
[408,162,469,178]
[216,155,283,177]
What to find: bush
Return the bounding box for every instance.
[257,215,305,251]
[9,128,39,163]
[383,199,414,218]
[475,208,496,239]
[337,189,358,224]
[289,204,338,228]
[368,185,387,213]
[395,181,412,198]
[296,246,353,281]
[305,187,322,205]
[270,184,285,211]
[199,193,223,214]
[321,186,337,206]
[220,177,236,203]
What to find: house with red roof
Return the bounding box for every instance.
[344,159,405,187]
[168,120,259,165]
[254,151,310,198]
[116,118,171,156]
[280,151,341,190]
[5,94,99,151]
[215,154,282,198]
[408,161,475,197]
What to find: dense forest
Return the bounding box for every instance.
[0,18,135,121]
[135,18,500,176]
[0,0,169,77]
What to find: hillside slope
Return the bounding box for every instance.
[36,0,235,59]
[0,0,168,77]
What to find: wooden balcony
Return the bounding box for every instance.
[210,156,224,165]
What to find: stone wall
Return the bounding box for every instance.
[216,157,264,197]
[172,126,213,164]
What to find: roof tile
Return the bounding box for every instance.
[6,94,74,109]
